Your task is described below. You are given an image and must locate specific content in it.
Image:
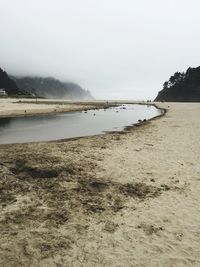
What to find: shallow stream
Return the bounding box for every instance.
[0,104,162,144]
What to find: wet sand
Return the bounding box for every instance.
[0,102,200,266]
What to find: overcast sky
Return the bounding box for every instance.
[0,0,200,99]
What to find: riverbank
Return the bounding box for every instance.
[0,98,151,118]
[0,98,109,118]
[0,102,200,266]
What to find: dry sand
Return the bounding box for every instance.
[0,102,200,266]
[0,98,101,117]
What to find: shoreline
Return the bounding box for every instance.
[1,102,200,266]
[0,99,165,146]
[0,98,155,118]
[0,98,103,118]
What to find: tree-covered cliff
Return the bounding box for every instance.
[155,66,200,102]
[0,68,19,95]
[11,76,93,100]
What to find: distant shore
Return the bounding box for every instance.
[0,98,152,118]
[0,98,101,118]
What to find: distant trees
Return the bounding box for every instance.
[163,72,185,89]
[155,66,200,102]
[12,76,94,100]
[0,67,19,95]
[0,66,93,99]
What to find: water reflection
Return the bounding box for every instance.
[0,104,161,144]
[0,117,13,128]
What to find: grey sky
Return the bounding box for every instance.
[1,0,200,99]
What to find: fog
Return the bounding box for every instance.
[1,0,200,100]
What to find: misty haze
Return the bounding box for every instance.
[1,0,200,100]
[1,0,200,266]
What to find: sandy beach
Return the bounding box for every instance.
[0,101,200,267]
[0,98,105,118]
